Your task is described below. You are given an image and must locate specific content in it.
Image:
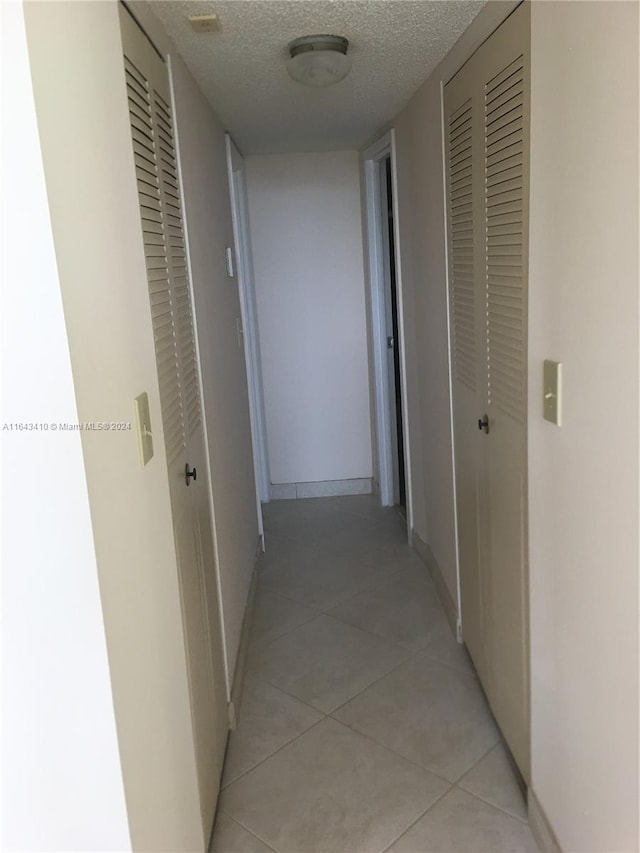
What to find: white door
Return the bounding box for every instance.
[379,158,401,505]
[225,135,270,516]
[445,2,530,780]
[119,6,228,838]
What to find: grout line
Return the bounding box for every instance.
[317,564,412,613]
[453,785,532,827]
[249,590,322,639]
[454,740,531,825]
[249,645,413,720]
[221,716,455,853]
[336,714,456,784]
[450,739,502,789]
[379,786,454,853]
[215,810,278,852]
[244,670,330,718]
[329,713,454,787]
[328,646,423,715]
[220,716,327,792]
[321,613,423,662]
[259,553,419,619]
[418,649,482,680]
[246,608,325,660]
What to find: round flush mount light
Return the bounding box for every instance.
[287,34,352,88]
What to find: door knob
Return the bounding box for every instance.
[478,414,490,434]
[185,463,197,485]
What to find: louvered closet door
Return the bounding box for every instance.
[445,1,530,782]
[444,76,491,689]
[481,6,530,780]
[118,6,228,841]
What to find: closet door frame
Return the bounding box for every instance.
[363,130,413,534]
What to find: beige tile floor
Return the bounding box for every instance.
[212,495,538,853]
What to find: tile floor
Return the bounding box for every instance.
[212,495,538,853]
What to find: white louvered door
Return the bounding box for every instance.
[119,7,228,843]
[445,89,491,689]
[445,2,530,781]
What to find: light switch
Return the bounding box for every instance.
[543,360,562,426]
[225,247,235,278]
[134,392,154,466]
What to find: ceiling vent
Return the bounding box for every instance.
[188,14,221,33]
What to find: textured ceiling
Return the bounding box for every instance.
[148,1,485,154]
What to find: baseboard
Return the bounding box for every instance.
[528,789,562,852]
[411,530,459,637]
[371,478,380,498]
[227,545,260,730]
[269,482,296,500]
[270,478,372,500]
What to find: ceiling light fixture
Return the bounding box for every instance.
[287,35,352,88]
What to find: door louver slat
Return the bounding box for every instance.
[124,57,184,462]
[124,53,202,457]
[152,88,202,439]
[485,55,526,423]
[447,99,476,391]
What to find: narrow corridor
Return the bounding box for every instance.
[212,496,537,852]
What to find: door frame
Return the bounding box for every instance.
[362,130,413,534]
[225,134,270,528]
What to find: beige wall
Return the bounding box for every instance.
[2,4,130,848]
[394,0,639,848]
[393,1,519,602]
[246,151,372,486]
[23,2,207,849]
[528,2,639,849]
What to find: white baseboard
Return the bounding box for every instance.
[528,789,562,852]
[270,478,372,500]
[411,529,459,638]
[371,478,380,498]
[270,482,296,500]
[228,544,260,730]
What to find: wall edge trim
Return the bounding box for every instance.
[228,547,260,729]
[528,789,562,853]
[411,529,458,636]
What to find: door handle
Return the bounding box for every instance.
[478,414,490,434]
[185,463,197,486]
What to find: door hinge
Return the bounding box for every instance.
[387,335,395,350]
[227,701,237,730]
[456,617,463,644]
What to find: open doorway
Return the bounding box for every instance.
[363,131,412,534]
[381,155,406,514]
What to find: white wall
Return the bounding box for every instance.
[1,3,130,849]
[528,3,639,850]
[245,151,372,486]
[22,2,205,849]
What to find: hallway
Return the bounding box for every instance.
[212,496,537,852]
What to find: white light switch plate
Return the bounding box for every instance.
[134,392,154,466]
[543,360,562,426]
[225,247,235,278]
